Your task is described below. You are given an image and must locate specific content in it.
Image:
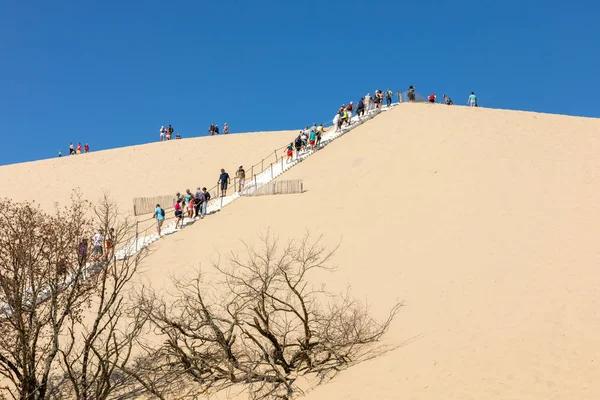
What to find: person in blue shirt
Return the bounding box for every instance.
[468,92,478,107]
[153,203,165,236]
[218,169,230,197]
[309,129,317,150]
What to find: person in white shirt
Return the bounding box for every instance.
[92,231,104,260]
[364,93,372,113]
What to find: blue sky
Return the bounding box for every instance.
[1,0,598,165]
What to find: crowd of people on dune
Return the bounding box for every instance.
[152,165,248,234]
[143,85,480,238]
[66,227,115,270]
[208,122,229,136]
[422,89,478,107]
[58,87,478,159]
[333,87,479,131]
[159,124,182,141]
[157,122,230,142]
[59,142,90,157]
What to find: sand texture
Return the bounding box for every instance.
[1,104,599,399]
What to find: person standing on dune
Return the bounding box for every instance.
[346,102,354,125]
[236,165,246,193]
[373,90,382,110]
[223,123,229,134]
[174,199,183,229]
[153,204,165,236]
[356,98,365,117]
[69,142,75,155]
[386,89,393,106]
[364,93,372,113]
[201,187,210,217]
[160,126,165,141]
[218,168,230,197]
[294,133,303,157]
[408,86,416,102]
[308,128,317,150]
[316,124,324,148]
[194,187,204,219]
[185,189,194,219]
[468,92,478,107]
[92,230,104,261]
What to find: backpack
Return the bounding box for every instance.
[160,208,165,217]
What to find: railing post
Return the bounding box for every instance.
[234,178,237,193]
[274,150,278,162]
[251,165,254,181]
[261,159,264,173]
[281,156,284,171]
[270,163,273,179]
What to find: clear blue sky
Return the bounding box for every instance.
[1,0,598,165]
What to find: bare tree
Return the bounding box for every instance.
[134,231,402,399]
[0,192,148,400]
[57,193,148,400]
[0,192,95,400]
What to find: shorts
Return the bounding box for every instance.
[220,182,228,190]
[175,210,183,218]
[157,219,164,228]
[238,178,245,186]
[286,150,293,157]
[309,140,315,146]
[93,245,103,255]
[295,146,301,151]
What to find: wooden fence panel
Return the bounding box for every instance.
[133,195,176,216]
[247,179,303,197]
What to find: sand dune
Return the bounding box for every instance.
[2,104,599,399]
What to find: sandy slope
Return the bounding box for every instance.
[0,130,296,215]
[3,105,600,399]
[133,104,600,399]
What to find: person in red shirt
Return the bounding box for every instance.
[84,143,90,153]
[346,102,354,125]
